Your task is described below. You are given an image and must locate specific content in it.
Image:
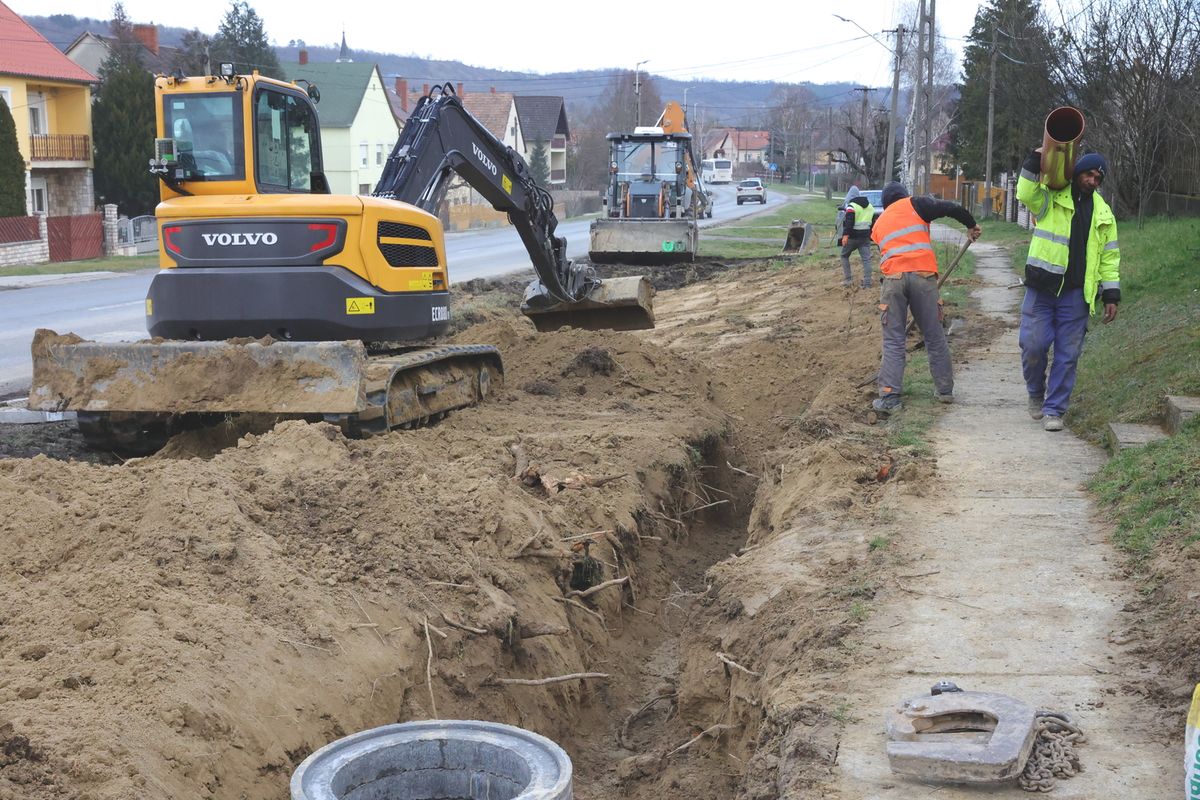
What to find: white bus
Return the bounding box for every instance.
[701,158,733,184]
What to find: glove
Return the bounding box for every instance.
[840,235,849,246]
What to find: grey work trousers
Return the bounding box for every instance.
[840,237,874,286]
[877,272,953,397]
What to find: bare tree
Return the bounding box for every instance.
[1052,0,1200,222]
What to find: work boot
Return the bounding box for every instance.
[1028,395,1045,420]
[861,281,873,290]
[935,392,954,404]
[872,395,902,413]
[1043,416,1064,432]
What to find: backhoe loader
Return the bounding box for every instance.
[28,71,653,453]
[588,101,709,264]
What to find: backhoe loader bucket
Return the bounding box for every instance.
[588,219,698,265]
[520,276,655,333]
[782,219,815,254]
[28,329,369,414]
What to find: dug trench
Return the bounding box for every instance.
[0,254,990,799]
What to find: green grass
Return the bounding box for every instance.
[0,253,158,277]
[868,535,889,551]
[1090,419,1200,556]
[1068,216,1200,557]
[1069,217,1200,432]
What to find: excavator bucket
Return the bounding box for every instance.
[588,219,698,265]
[28,329,369,414]
[520,276,655,333]
[782,219,816,254]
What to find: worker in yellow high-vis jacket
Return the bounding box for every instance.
[1016,150,1120,432]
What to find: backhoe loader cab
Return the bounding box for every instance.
[588,100,707,264]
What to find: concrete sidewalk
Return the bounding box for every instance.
[833,241,1177,797]
[0,271,117,290]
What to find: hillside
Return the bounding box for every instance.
[25,13,863,125]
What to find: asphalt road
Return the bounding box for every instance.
[0,184,789,397]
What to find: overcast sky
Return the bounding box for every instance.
[12,0,1081,87]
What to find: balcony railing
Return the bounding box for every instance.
[30,134,91,162]
[549,169,565,183]
[551,135,566,150]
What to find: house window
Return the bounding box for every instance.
[27,91,46,135]
[29,106,43,135]
[0,88,11,112]
[376,143,383,165]
[360,142,368,167]
[359,183,371,195]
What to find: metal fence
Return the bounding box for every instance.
[117,215,159,254]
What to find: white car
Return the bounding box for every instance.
[736,178,766,205]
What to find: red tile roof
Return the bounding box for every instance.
[0,1,96,83]
[735,130,770,152]
[461,91,516,140]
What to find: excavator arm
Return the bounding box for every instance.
[376,84,653,330]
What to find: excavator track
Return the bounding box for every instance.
[332,344,503,437]
[72,345,503,455]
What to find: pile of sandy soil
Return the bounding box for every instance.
[0,252,984,799]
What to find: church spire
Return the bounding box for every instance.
[336,30,352,62]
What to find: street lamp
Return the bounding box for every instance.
[635,59,650,127]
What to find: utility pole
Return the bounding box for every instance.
[826,106,833,200]
[920,0,936,195]
[983,24,998,218]
[885,24,905,183]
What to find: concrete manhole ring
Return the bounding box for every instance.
[291,719,573,800]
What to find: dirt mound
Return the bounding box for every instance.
[0,252,975,799]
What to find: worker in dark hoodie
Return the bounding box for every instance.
[840,187,877,289]
[870,181,981,413]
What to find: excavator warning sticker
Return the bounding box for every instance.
[407,272,434,291]
[345,298,375,315]
[502,174,513,195]
[662,241,677,252]
[145,298,153,316]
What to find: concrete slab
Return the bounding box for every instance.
[1166,395,1200,435]
[1108,422,1168,450]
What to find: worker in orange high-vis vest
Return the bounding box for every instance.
[870,182,982,412]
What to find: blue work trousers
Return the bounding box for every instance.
[1018,286,1089,418]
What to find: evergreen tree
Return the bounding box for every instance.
[528,139,550,186]
[0,96,26,217]
[170,29,213,76]
[953,0,1061,181]
[211,1,282,78]
[92,2,158,216]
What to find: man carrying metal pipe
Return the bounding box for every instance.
[870,182,982,413]
[1015,149,1120,431]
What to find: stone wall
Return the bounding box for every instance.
[0,214,50,267]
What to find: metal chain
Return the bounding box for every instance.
[1018,711,1086,793]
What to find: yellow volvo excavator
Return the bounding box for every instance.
[29,70,653,452]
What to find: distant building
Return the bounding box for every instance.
[0,0,97,216]
[514,96,569,186]
[704,127,770,168]
[65,25,181,77]
[284,55,400,195]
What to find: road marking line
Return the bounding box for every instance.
[86,301,145,311]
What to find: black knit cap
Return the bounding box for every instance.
[882,181,910,208]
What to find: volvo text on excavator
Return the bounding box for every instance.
[29,71,654,453]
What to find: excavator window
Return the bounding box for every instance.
[253,88,323,193]
[161,92,244,179]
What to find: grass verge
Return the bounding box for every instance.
[1072,216,1200,558]
[0,253,158,277]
